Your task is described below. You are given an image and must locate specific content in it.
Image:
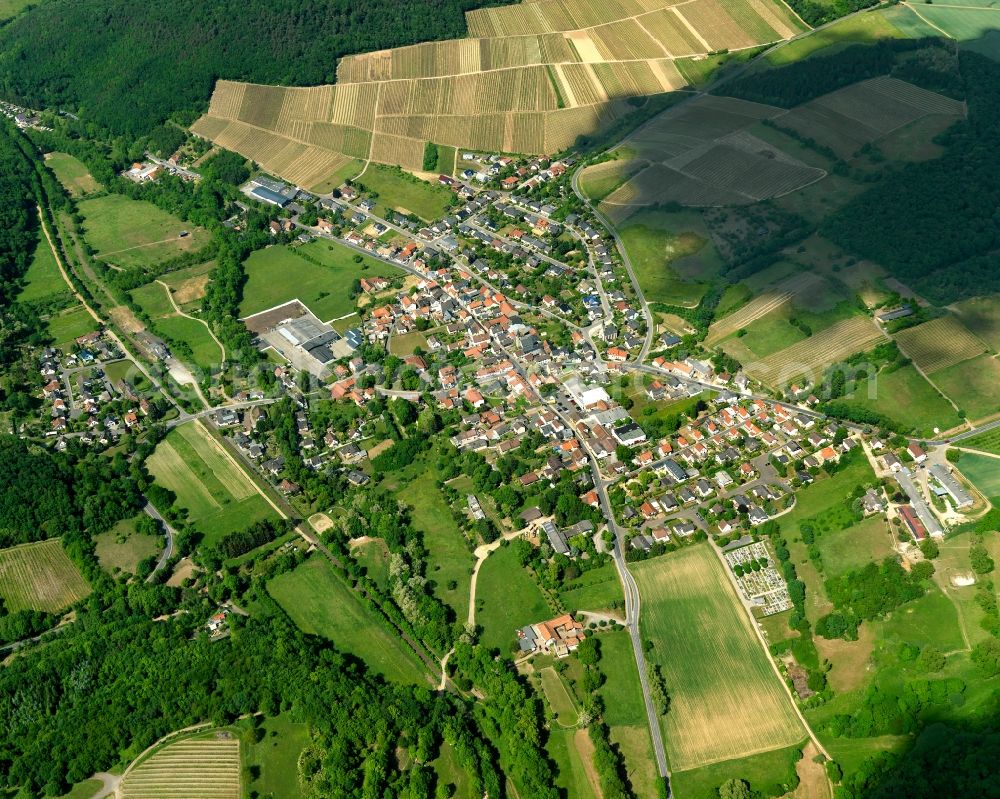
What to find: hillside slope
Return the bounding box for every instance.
[0,0,502,135]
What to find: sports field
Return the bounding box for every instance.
[0,539,91,613]
[268,555,431,685]
[239,241,401,322]
[476,543,551,653]
[78,195,208,269]
[19,237,70,304]
[145,422,276,545]
[355,164,453,221]
[121,734,240,799]
[632,545,804,771]
[44,152,100,197]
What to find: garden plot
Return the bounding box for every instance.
[894,315,987,374]
[747,315,885,388]
[723,541,792,616]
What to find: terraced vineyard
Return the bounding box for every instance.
[191,0,808,184]
[894,315,988,374]
[120,735,240,799]
[747,315,885,388]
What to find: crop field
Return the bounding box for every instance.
[121,735,240,799]
[269,555,431,684]
[632,545,804,771]
[44,152,99,197]
[773,76,966,159]
[706,271,823,345]
[746,316,885,388]
[950,295,1000,351]
[78,195,208,269]
[904,3,1000,41]
[956,428,1000,456]
[0,539,91,613]
[239,241,401,322]
[955,453,1000,499]
[931,354,1000,421]
[145,422,276,545]
[894,315,987,374]
[191,0,805,178]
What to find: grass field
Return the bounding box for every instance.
[121,733,240,799]
[595,629,661,799]
[951,294,1000,351]
[159,261,215,310]
[0,0,33,20]
[0,539,91,613]
[547,728,600,799]
[19,237,70,304]
[95,517,162,574]
[56,780,104,799]
[476,543,551,653]
[145,422,276,545]
[539,667,580,726]
[243,715,308,799]
[815,515,894,579]
[240,241,401,321]
[874,581,966,654]
[45,152,100,197]
[904,2,1000,41]
[954,453,1000,499]
[764,10,906,65]
[670,742,804,799]
[268,555,431,684]
[632,545,804,771]
[955,429,1000,456]
[431,742,478,799]
[558,563,623,612]
[837,364,963,436]
[131,281,223,371]
[355,164,453,221]
[78,194,208,269]
[404,471,473,619]
[352,537,391,589]
[931,354,1000,422]
[619,210,722,307]
[389,330,428,355]
[47,305,98,347]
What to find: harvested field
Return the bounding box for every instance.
[0,539,91,613]
[894,315,987,374]
[192,0,805,176]
[632,546,804,771]
[747,316,885,387]
[121,735,240,799]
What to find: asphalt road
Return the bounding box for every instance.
[143,501,177,582]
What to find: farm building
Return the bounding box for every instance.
[250,186,291,207]
[517,613,586,657]
[899,505,927,541]
[929,464,973,509]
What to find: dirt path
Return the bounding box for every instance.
[100,237,190,258]
[86,773,119,799]
[788,741,832,799]
[155,279,227,362]
[467,529,523,627]
[575,729,605,799]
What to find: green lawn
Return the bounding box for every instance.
[45,152,100,197]
[268,556,431,685]
[47,305,99,347]
[431,742,478,799]
[404,471,473,621]
[670,742,804,799]
[145,422,277,546]
[55,779,104,799]
[476,543,551,653]
[355,164,454,222]
[353,538,391,589]
[239,241,402,322]
[619,210,722,307]
[19,237,69,304]
[94,516,162,574]
[932,354,1000,422]
[78,194,208,269]
[815,515,894,579]
[243,714,309,799]
[837,364,963,437]
[539,667,579,726]
[131,282,175,318]
[632,545,805,771]
[873,582,966,654]
[558,563,623,613]
[955,453,1000,499]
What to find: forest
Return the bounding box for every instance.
[0,0,510,136]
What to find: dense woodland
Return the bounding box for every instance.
[0,0,510,135]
